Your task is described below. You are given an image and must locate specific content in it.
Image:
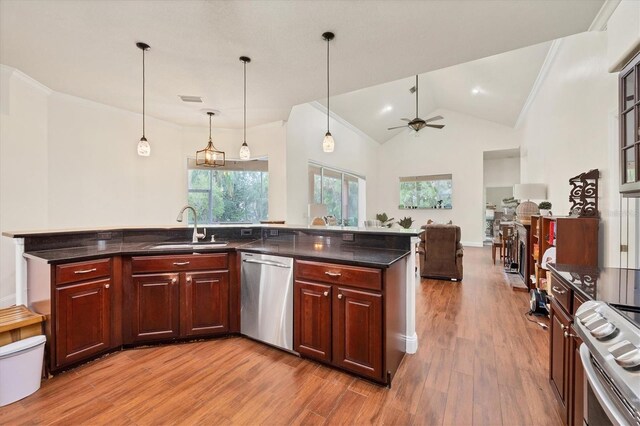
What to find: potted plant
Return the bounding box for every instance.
[538,201,552,216]
[375,213,395,228]
[397,216,414,229]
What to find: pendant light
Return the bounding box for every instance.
[196,112,225,167]
[136,42,151,156]
[322,31,335,153]
[238,56,251,160]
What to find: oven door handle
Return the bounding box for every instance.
[579,344,633,426]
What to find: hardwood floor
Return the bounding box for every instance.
[0,247,562,425]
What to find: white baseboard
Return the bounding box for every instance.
[0,293,16,308]
[404,332,418,354]
[461,241,484,248]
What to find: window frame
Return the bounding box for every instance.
[309,162,364,226]
[398,173,453,210]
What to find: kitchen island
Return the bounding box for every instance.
[3,224,421,384]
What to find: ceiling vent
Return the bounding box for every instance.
[179,95,203,103]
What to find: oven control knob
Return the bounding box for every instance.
[608,340,640,369]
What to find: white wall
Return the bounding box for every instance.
[483,157,520,188]
[518,31,619,266]
[286,103,380,226]
[377,108,520,245]
[0,67,50,306]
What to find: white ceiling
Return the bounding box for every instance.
[323,41,552,143]
[0,0,604,128]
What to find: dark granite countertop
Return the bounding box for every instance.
[237,240,410,268]
[23,240,410,268]
[548,263,640,308]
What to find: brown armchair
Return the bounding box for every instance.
[418,223,463,281]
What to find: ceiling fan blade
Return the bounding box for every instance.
[425,124,445,129]
[401,118,411,122]
[387,125,408,130]
[423,115,444,124]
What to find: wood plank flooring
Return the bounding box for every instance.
[0,247,562,425]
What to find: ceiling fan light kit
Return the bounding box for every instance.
[196,111,225,167]
[136,42,151,156]
[239,56,251,160]
[387,75,445,133]
[322,31,335,153]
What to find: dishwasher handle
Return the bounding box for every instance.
[242,258,291,269]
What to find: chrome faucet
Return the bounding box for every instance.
[176,205,206,243]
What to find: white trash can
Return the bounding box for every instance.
[0,335,46,406]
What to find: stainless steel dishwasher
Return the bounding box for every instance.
[240,252,294,352]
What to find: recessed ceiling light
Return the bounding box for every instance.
[471,88,481,95]
[381,105,393,113]
[179,95,203,103]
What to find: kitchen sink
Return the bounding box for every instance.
[149,242,228,250]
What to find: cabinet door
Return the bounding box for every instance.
[570,325,585,426]
[55,278,111,368]
[333,287,383,380]
[131,273,180,342]
[182,271,229,336]
[550,301,571,424]
[294,280,332,362]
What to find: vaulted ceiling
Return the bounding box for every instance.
[0,0,604,128]
[321,41,553,143]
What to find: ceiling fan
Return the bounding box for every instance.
[388,75,445,132]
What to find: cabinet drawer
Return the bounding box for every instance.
[56,258,111,286]
[549,275,571,314]
[295,260,381,291]
[573,292,588,316]
[131,253,228,273]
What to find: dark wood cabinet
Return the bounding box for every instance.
[550,299,571,424]
[619,51,640,194]
[293,258,406,384]
[294,281,332,362]
[333,287,382,379]
[182,270,229,336]
[55,278,111,368]
[126,254,231,344]
[569,324,585,426]
[130,273,180,343]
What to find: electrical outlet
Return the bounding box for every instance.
[241,229,253,236]
[269,229,279,237]
[342,233,355,242]
[96,232,112,240]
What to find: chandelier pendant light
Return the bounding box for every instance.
[322,31,335,153]
[136,42,151,156]
[196,112,225,167]
[238,56,251,160]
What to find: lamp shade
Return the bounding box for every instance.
[513,183,546,200]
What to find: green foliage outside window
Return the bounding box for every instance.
[399,177,452,209]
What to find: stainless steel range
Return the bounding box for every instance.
[574,300,640,425]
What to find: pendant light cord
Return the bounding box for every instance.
[415,75,418,118]
[142,48,146,138]
[209,113,212,141]
[244,60,247,143]
[326,36,330,133]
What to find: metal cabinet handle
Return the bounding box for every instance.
[552,286,566,295]
[337,293,343,299]
[323,291,329,297]
[186,277,192,283]
[173,261,190,266]
[325,271,342,278]
[74,268,97,274]
[171,278,177,284]
[560,324,567,331]
[564,331,576,339]
[104,284,110,289]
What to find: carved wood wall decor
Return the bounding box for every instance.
[569,169,599,217]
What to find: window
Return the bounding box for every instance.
[399,174,452,209]
[187,159,269,224]
[309,163,364,226]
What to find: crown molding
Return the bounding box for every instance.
[308,101,380,145]
[514,39,563,129]
[0,64,52,95]
[589,0,621,31]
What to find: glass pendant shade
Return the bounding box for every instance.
[137,136,150,156]
[323,131,335,153]
[239,141,251,160]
